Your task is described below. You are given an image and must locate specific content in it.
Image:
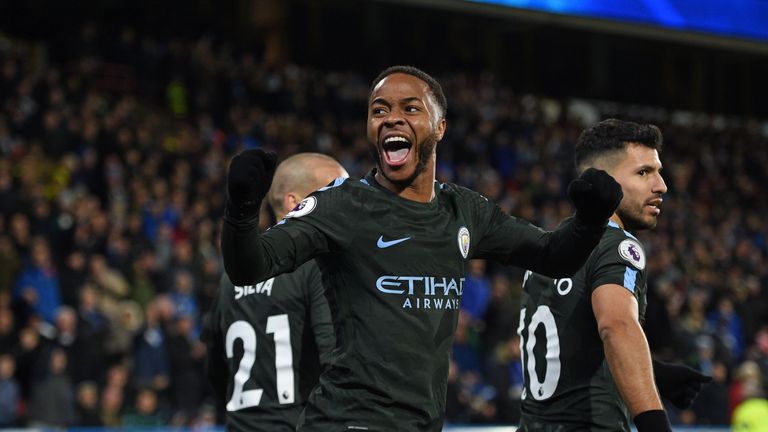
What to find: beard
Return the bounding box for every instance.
[616,203,656,232]
[371,133,438,186]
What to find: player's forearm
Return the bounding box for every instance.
[222,210,325,285]
[537,217,606,277]
[600,319,663,416]
[221,212,270,286]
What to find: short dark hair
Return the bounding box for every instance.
[575,119,663,170]
[369,65,448,119]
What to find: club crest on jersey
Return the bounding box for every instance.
[618,239,645,270]
[458,226,470,259]
[285,196,317,218]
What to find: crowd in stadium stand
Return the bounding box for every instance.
[0,27,767,427]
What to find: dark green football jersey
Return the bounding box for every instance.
[203,261,335,432]
[222,169,607,432]
[518,221,649,432]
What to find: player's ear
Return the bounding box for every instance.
[435,118,446,142]
[283,192,300,215]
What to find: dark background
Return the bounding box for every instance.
[2,0,767,117]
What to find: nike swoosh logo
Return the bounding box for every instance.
[377,235,411,248]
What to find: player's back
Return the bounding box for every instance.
[205,261,334,432]
[518,224,647,432]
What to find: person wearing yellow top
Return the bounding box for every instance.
[733,382,768,432]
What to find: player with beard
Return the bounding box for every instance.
[517,119,711,432]
[204,153,347,431]
[221,66,624,431]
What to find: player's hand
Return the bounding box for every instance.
[226,149,278,220]
[653,359,712,409]
[567,168,623,226]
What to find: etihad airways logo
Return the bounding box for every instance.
[376,275,464,310]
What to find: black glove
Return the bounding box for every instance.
[226,149,278,220]
[634,410,672,432]
[567,168,623,226]
[653,359,712,409]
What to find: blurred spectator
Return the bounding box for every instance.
[58,250,89,308]
[737,276,768,350]
[0,234,20,295]
[12,237,61,324]
[190,403,217,430]
[53,306,79,369]
[708,296,746,362]
[445,359,471,424]
[732,381,768,432]
[461,259,492,323]
[484,335,524,424]
[88,254,130,319]
[169,269,199,322]
[0,163,19,217]
[104,299,143,361]
[754,327,768,389]
[166,239,197,287]
[75,381,102,426]
[693,361,731,425]
[129,249,161,308]
[75,284,109,377]
[452,311,482,374]
[99,384,124,427]
[0,353,20,426]
[460,370,499,424]
[731,361,764,418]
[26,348,75,427]
[9,326,47,400]
[481,273,519,355]
[122,387,164,426]
[166,313,205,421]
[132,299,170,393]
[0,303,16,353]
[8,214,32,257]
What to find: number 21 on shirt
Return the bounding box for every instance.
[225,314,294,411]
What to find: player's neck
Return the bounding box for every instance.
[609,214,624,228]
[375,168,436,203]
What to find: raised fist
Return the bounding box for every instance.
[226,149,278,219]
[567,168,623,226]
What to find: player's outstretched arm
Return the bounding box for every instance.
[476,168,622,277]
[593,284,672,432]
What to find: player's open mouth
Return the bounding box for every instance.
[646,198,662,215]
[381,135,412,167]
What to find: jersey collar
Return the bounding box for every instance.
[364,169,440,208]
[607,220,638,240]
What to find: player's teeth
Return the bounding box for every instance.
[385,136,409,143]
